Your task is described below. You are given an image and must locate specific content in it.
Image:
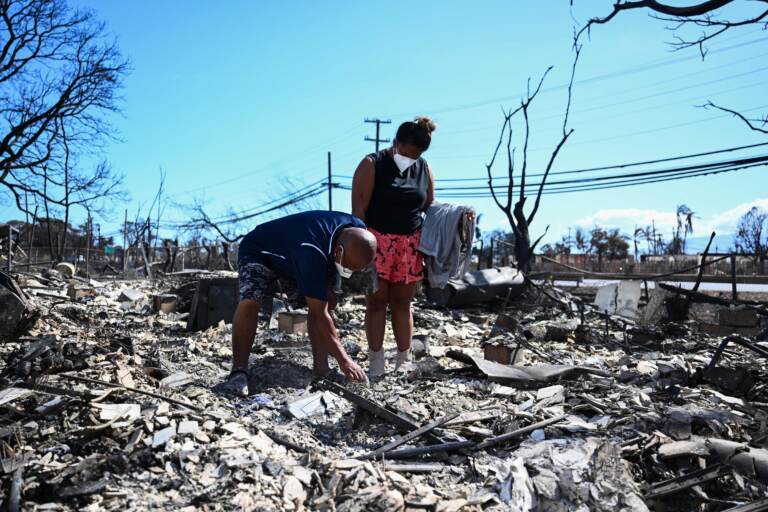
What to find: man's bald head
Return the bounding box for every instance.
[334,227,377,271]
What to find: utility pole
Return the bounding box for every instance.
[85,213,92,278]
[123,209,128,272]
[327,151,333,211]
[364,117,392,152]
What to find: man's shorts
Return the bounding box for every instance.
[237,259,297,304]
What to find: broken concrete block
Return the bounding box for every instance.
[118,288,145,303]
[153,294,178,314]
[278,311,307,335]
[718,309,758,328]
[483,343,523,365]
[67,285,94,300]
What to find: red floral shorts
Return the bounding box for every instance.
[369,228,423,285]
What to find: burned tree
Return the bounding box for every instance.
[574,0,768,134]
[484,44,581,273]
[0,0,128,211]
[734,206,768,272]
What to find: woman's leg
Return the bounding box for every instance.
[388,281,415,352]
[365,278,390,352]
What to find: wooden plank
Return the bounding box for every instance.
[358,411,461,460]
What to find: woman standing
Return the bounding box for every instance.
[351,117,436,378]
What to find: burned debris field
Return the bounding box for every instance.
[0,267,766,511]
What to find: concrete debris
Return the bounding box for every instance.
[0,270,765,510]
[117,288,145,303]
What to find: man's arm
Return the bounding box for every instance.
[306,297,366,382]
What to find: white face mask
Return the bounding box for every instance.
[393,147,417,173]
[335,246,354,279]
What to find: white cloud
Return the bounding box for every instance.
[575,208,677,232]
[704,198,768,233]
[573,198,768,236]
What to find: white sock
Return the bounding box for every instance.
[368,349,385,378]
[395,349,412,370]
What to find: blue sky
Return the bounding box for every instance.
[4,0,767,250]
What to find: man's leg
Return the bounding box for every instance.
[231,298,261,370]
[221,260,270,396]
[388,282,415,353]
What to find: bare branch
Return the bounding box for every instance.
[575,0,765,57]
[701,100,768,134]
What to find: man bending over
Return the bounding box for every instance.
[221,210,377,396]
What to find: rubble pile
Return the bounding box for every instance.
[0,269,767,511]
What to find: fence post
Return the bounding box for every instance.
[487,239,495,268]
[730,253,738,302]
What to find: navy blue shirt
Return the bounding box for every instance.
[238,211,366,301]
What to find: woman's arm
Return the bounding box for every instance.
[424,164,435,210]
[351,157,375,221]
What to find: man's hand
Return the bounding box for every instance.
[339,358,367,383]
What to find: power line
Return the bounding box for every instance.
[432,103,768,160]
[334,155,767,197]
[431,154,768,191]
[333,141,768,182]
[434,162,765,197]
[164,179,328,228]
[172,185,328,229]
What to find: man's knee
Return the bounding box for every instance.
[235,298,261,320]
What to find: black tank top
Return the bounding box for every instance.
[365,149,430,235]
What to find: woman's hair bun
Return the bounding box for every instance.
[414,116,437,134]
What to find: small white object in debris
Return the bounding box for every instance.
[444,324,460,339]
[160,372,194,389]
[177,420,199,435]
[536,385,565,402]
[118,288,145,303]
[334,459,364,470]
[491,384,516,397]
[560,415,598,432]
[283,475,307,504]
[530,429,546,442]
[286,391,337,420]
[94,403,141,422]
[291,465,313,485]
[152,425,176,448]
